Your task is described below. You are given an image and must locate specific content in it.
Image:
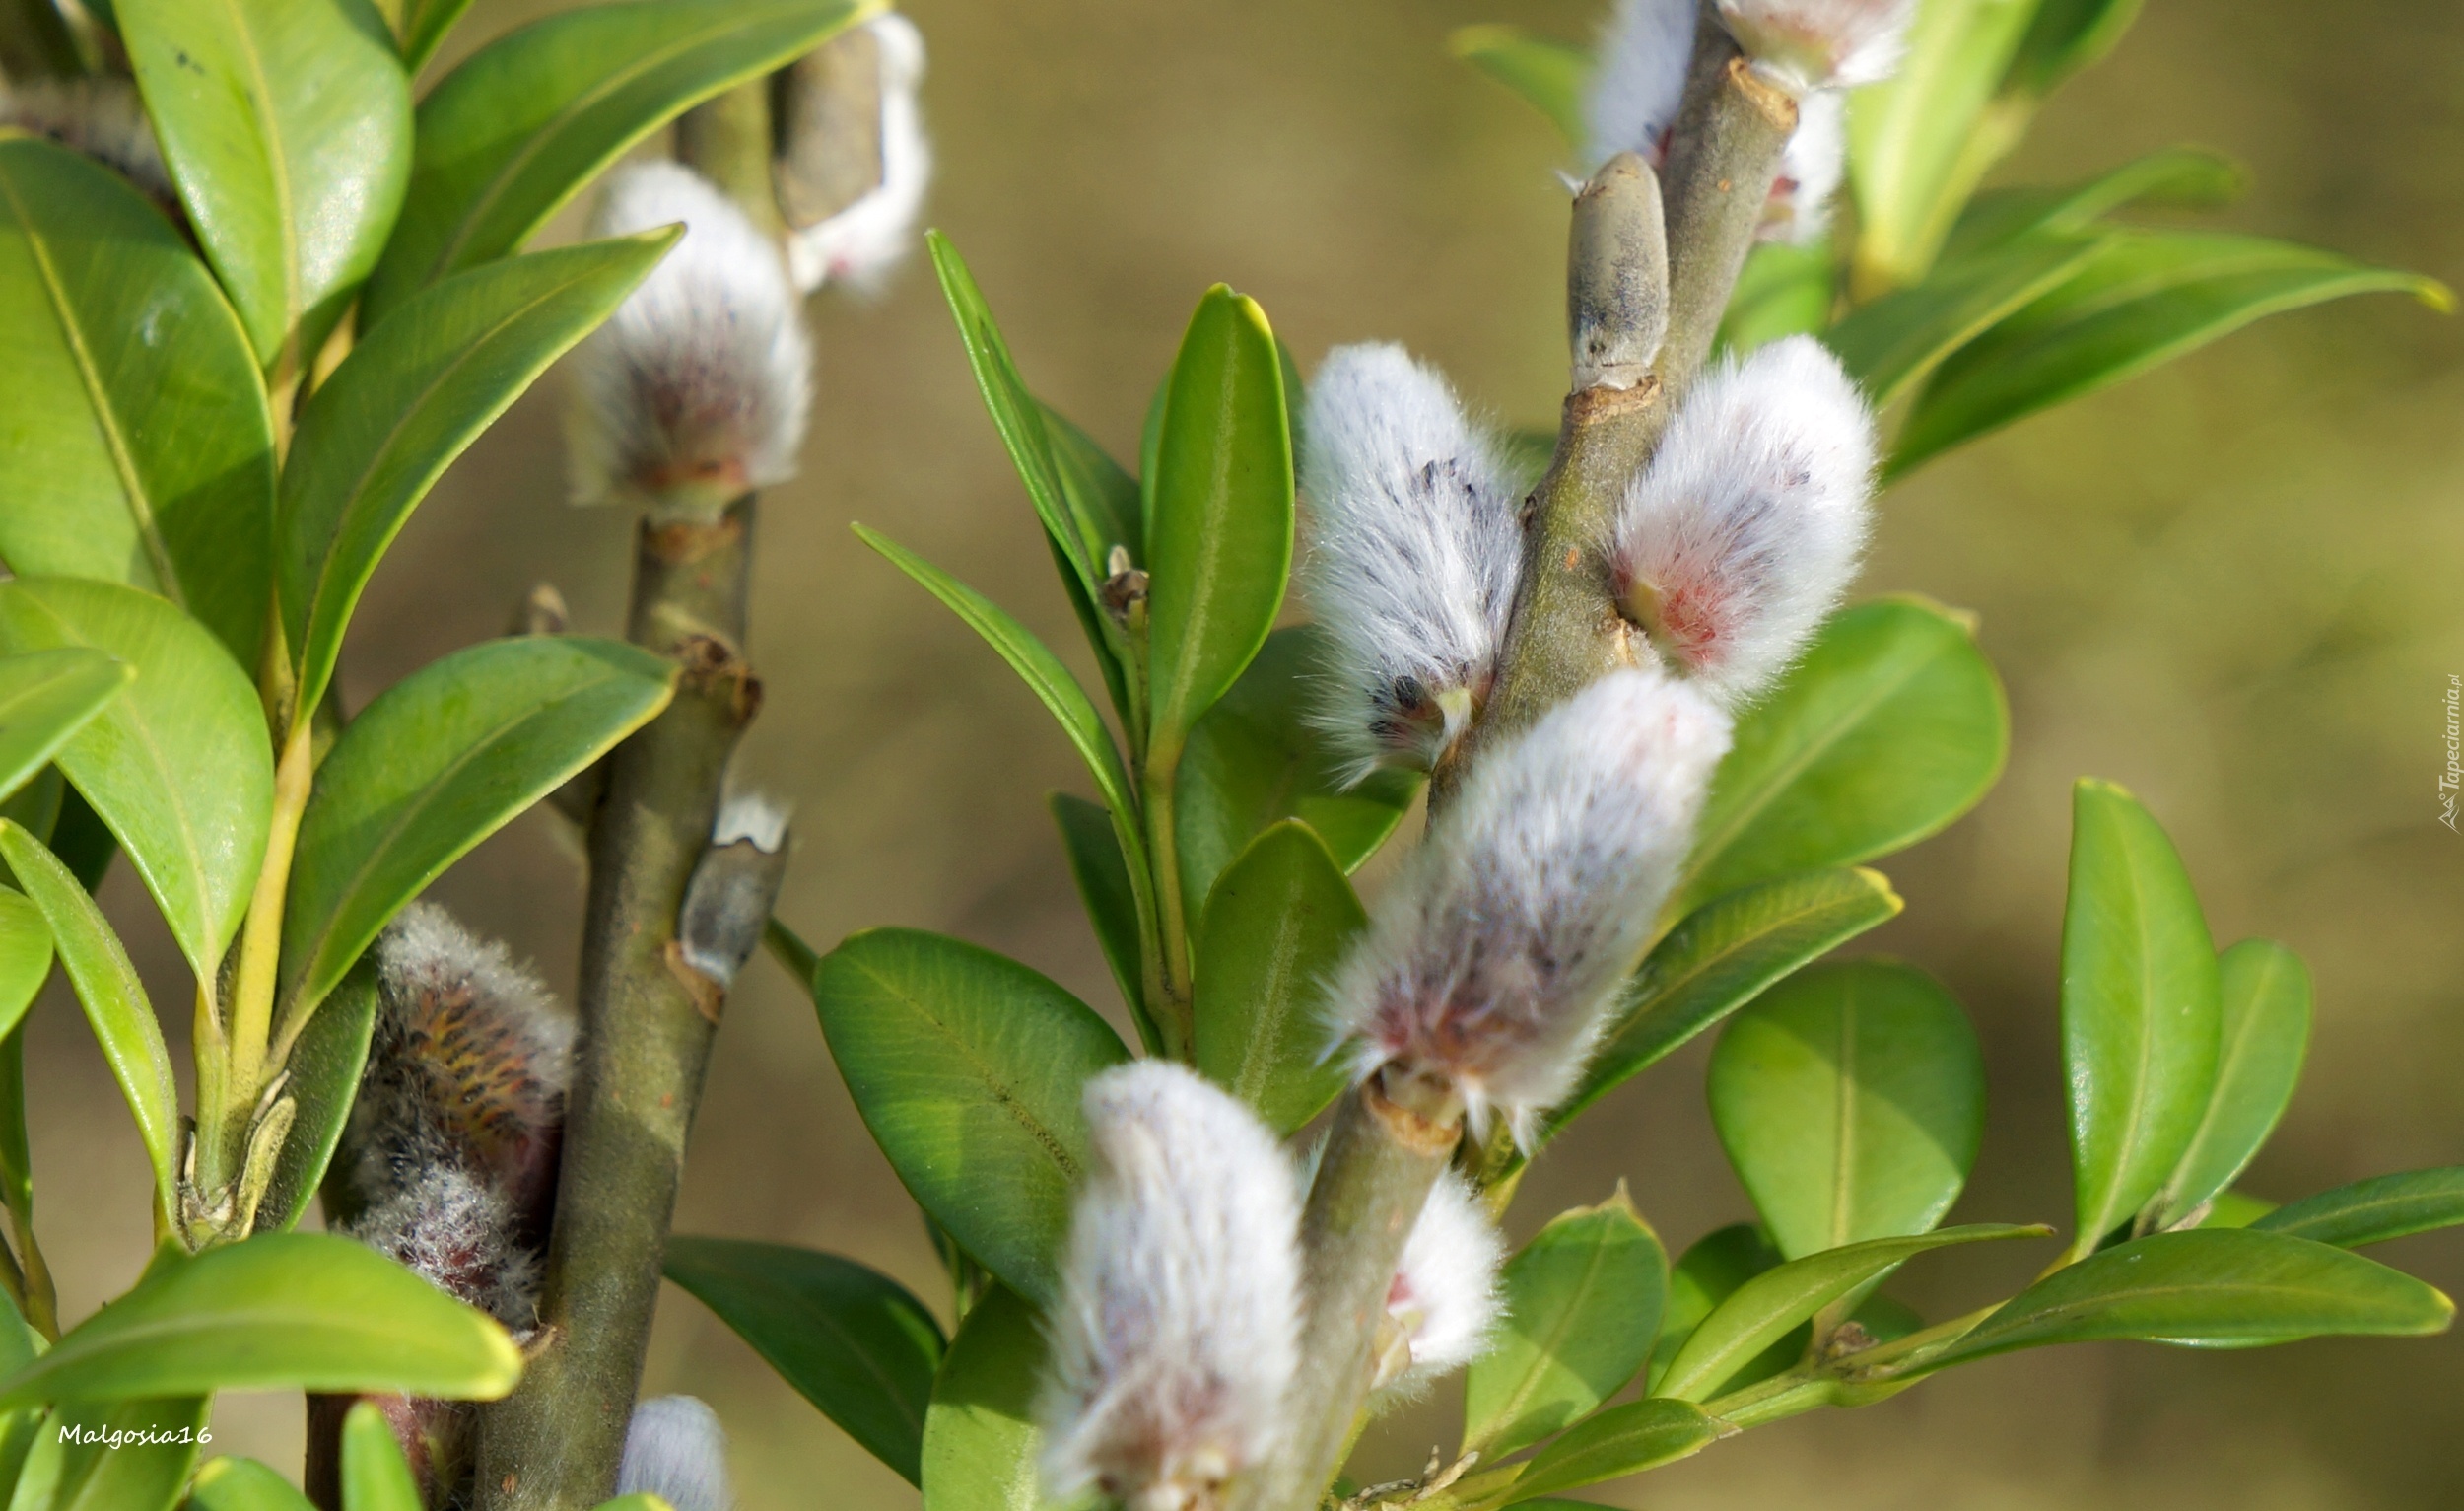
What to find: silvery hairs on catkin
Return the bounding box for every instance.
[568,160,813,518]
[620,1395,734,1511]
[1328,668,1733,1147]
[1371,1167,1505,1408]
[1715,0,1917,92]
[1300,342,1524,785]
[1608,334,1876,707]
[1039,1062,1303,1511]
[787,13,932,295]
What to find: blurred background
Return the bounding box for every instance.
[28,0,2464,1504]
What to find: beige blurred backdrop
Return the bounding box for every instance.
[28,0,2464,1505]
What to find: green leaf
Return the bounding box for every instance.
[1940,146,2245,264]
[1826,232,2105,408]
[12,1398,207,1511]
[281,636,674,1022]
[253,957,378,1234]
[0,138,278,667]
[1044,404,1145,727]
[1448,24,1590,145]
[0,889,48,1046]
[1999,0,2143,99]
[2199,1190,2277,1230]
[1144,286,1293,766]
[795,926,1130,1304]
[665,1236,946,1486]
[189,1457,318,1511]
[0,578,273,985]
[1189,821,1361,1136]
[1716,239,1836,359]
[1680,597,2007,911]
[1464,1189,1666,1459]
[119,0,411,373]
[2252,1168,2464,1250]
[0,652,130,807]
[1554,868,1902,1136]
[340,1401,419,1511]
[921,1286,1075,1511]
[1893,231,2451,475]
[1710,961,1986,1261]
[394,0,475,73]
[0,1232,519,1406]
[1654,1223,2045,1402]
[364,0,871,322]
[2061,779,2221,1252]
[280,235,675,721]
[0,819,175,1221]
[1651,1224,1782,1395]
[1847,0,2042,289]
[1500,1399,1722,1505]
[2150,939,2309,1231]
[1049,793,1147,1037]
[1926,1228,2453,1366]
[1175,625,1417,918]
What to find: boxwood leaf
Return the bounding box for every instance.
[119,0,411,373]
[2150,939,2309,1232]
[1189,820,1361,1135]
[0,139,278,667]
[1500,1399,1721,1505]
[279,234,675,721]
[793,926,1130,1304]
[1679,597,2006,911]
[364,0,873,322]
[1448,24,1590,145]
[0,1232,520,1405]
[394,0,477,73]
[2251,1168,2464,1250]
[12,1397,207,1511]
[2061,779,2220,1253]
[253,956,378,1234]
[0,888,48,1046]
[921,1285,1072,1511]
[280,635,674,1025]
[1049,793,1149,1040]
[1940,145,2244,264]
[341,1401,420,1511]
[0,650,130,808]
[1998,0,2143,100]
[665,1236,946,1485]
[1464,1188,1666,1458]
[1710,961,1985,1261]
[1717,239,1836,358]
[1826,232,2105,408]
[190,1456,318,1511]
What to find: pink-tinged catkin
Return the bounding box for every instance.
[1328,669,1733,1147]
[787,14,931,295]
[1040,1063,1303,1511]
[1714,0,1917,91]
[1371,1168,1506,1407]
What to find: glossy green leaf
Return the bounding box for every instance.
[0,889,47,1047]
[2150,939,2309,1231]
[254,957,378,1234]
[1655,1223,2045,1402]
[1941,146,2245,264]
[1928,1228,2452,1366]
[1894,232,2451,475]
[1049,793,1147,1037]
[1710,961,1985,1261]
[0,138,277,666]
[1500,1399,1721,1505]
[665,1236,946,1485]
[1190,821,1361,1135]
[13,1398,207,1511]
[1555,868,1902,1136]
[0,1232,519,1405]
[340,1401,419,1511]
[1648,1224,1791,1395]
[920,1286,1073,1511]
[0,651,130,807]
[1175,625,1417,917]
[0,578,272,984]
[1999,0,2142,98]
[1449,24,1590,145]
[0,819,175,1219]
[189,1456,318,1511]
[1144,286,1293,766]
[280,235,675,721]
[1847,0,2041,289]
[394,0,475,73]
[1827,232,2104,408]
[1464,1190,1666,1458]
[796,926,1130,1304]
[2061,779,2220,1252]
[1044,403,1145,728]
[365,0,872,321]
[1716,239,1836,358]
[1680,597,2007,910]
[2199,1190,2277,1230]
[281,635,674,1021]
[119,0,411,372]
[2252,1168,2464,1250]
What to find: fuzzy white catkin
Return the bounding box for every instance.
[1040,1062,1303,1511]
[1766,89,1845,244]
[1608,335,1875,706]
[1715,0,1917,92]
[568,161,812,517]
[619,1396,733,1511]
[1300,343,1523,784]
[787,14,931,294]
[338,1164,542,1329]
[1371,1169,1505,1407]
[0,78,176,205]
[1329,668,1732,1147]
